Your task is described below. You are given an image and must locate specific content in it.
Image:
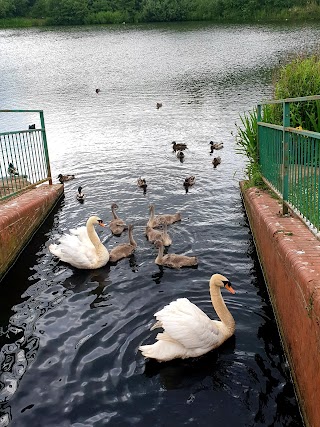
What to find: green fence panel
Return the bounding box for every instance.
[258,96,320,234]
[0,110,52,201]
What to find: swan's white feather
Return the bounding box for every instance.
[139,338,186,361]
[49,216,109,269]
[49,232,98,268]
[153,298,220,350]
[139,274,236,361]
[69,226,95,248]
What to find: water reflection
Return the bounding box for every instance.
[143,341,232,390]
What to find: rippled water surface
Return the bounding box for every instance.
[1,21,318,426]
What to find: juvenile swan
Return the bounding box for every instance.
[154,240,197,269]
[139,274,236,361]
[49,216,109,269]
[109,224,137,263]
[147,204,181,228]
[145,223,172,246]
[109,203,127,236]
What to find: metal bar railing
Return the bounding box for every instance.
[257,95,320,234]
[0,110,52,201]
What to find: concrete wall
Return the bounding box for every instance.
[240,182,320,427]
[0,184,64,280]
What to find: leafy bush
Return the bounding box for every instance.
[275,55,320,129]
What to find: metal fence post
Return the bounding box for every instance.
[257,104,261,165]
[283,101,290,215]
[39,111,52,185]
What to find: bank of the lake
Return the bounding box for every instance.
[2,7,320,29]
[241,182,320,427]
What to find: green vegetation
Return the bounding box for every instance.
[235,54,320,186]
[1,0,320,27]
[235,109,264,187]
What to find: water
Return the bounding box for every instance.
[1,21,318,426]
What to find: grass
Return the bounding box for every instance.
[0,17,47,28]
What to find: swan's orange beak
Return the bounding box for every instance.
[97,220,106,227]
[225,284,235,294]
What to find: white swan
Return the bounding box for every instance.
[49,215,110,269]
[147,204,181,228]
[139,274,235,361]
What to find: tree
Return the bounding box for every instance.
[48,0,88,24]
[0,0,15,17]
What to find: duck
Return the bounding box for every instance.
[156,102,162,109]
[172,141,188,152]
[96,88,101,94]
[109,203,127,236]
[139,273,235,361]
[137,177,148,193]
[147,204,181,228]
[8,162,19,176]
[145,223,172,246]
[49,215,109,269]
[154,239,198,269]
[212,157,221,168]
[176,150,185,160]
[57,174,75,183]
[209,141,224,153]
[109,224,137,263]
[185,176,195,186]
[183,176,195,193]
[76,186,85,202]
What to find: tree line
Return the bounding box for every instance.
[1,0,320,25]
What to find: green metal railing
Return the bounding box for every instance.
[0,110,52,201]
[258,95,320,234]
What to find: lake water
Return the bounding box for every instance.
[1,21,318,426]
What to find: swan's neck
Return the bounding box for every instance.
[210,286,235,332]
[128,228,136,247]
[155,243,164,262]
[87,221,103,250]
[111,207,119,219]
[149,206,155,221]
[163,223,168,235]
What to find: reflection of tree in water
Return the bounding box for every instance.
[0,323,39,426]
[88,271,112,309]
[0,264,112,425]
[151,266,164,284]
[144,337,235,390]
[128,254,139,272]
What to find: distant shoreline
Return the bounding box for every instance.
[1,12,320,30]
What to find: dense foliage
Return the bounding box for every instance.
[1,0,320,25]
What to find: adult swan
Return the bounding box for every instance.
[49,215,110,269]
[139,274,235,362]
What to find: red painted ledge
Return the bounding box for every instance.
[0,184,64,280]
[240,181,320,427]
